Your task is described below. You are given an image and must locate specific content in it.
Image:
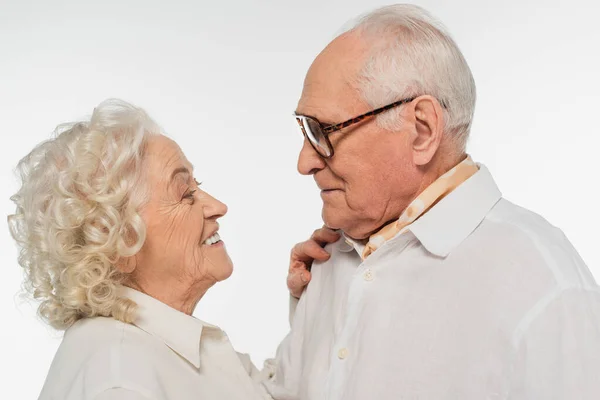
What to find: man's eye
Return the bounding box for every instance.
[194,178,202,186]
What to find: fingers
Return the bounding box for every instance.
[287,268,312,298]
[310,227,341,247]
[287,227,340,298]
[291,240,331,265]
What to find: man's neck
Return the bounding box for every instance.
[346,152,469,241]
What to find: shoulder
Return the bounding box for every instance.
[477,198,596,289]
[64,316,158,361]
[483,198,565,246]
[40,317,162,400]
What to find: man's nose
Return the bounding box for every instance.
[297,138,326,175]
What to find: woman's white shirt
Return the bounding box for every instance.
[38,288,272,400]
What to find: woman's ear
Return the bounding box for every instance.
[115,255,137,274]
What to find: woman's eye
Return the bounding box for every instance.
[183,189,197,201]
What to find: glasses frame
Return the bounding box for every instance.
[294,96,417,158]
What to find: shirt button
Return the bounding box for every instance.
[363,269,374,281]
[337,348,349,360]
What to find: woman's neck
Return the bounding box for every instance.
[126,278,215,315]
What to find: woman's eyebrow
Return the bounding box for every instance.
[170,167,191,182]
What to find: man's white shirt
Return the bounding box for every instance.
[264,165,600,400]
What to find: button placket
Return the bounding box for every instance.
[326,252,380,398]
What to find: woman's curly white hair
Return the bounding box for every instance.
[8,99,160,330]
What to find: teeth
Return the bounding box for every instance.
[204,232,221,245]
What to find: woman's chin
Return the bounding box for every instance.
[219,264,234,281]
[209,252,234,282]
[216,257,234,281]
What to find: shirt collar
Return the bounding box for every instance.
[408,164,502,257]
[122,287,219,368]
[337,164,501,258]
[339,234,367,255]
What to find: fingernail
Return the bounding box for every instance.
[300,273,308,283]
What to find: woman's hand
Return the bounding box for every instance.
[287,227,340,298]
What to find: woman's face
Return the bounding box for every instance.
[131,135,233,295]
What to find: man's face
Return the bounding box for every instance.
[296,32,424,240]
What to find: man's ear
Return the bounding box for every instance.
[409,95,445,166]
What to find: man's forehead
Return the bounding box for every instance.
[296,79,366,124]
[296,31,367,119]
[296,88,349,123]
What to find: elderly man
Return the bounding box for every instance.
[267,4,600,400]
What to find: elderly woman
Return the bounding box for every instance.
[8,99,317,400]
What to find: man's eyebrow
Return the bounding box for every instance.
[294,109,337,126]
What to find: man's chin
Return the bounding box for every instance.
[322,211,373,240]
[321,209,343,232]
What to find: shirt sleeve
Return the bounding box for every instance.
[94,388,154,400]
[261,293,308,400]
[251,294,300,382]
[234,352,275,399]
[232,295,302,400]
[289,295,299,326]
[509,287,600,399]
[235,296,302,396]
[237,352,276,381]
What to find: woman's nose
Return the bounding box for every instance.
[203,192,228,219]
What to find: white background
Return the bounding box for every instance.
[1,0,599,397]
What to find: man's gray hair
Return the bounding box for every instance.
[343,4,476,151]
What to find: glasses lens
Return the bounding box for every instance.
[304,117,332,157]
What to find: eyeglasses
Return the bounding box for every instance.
[294,97,416,158]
